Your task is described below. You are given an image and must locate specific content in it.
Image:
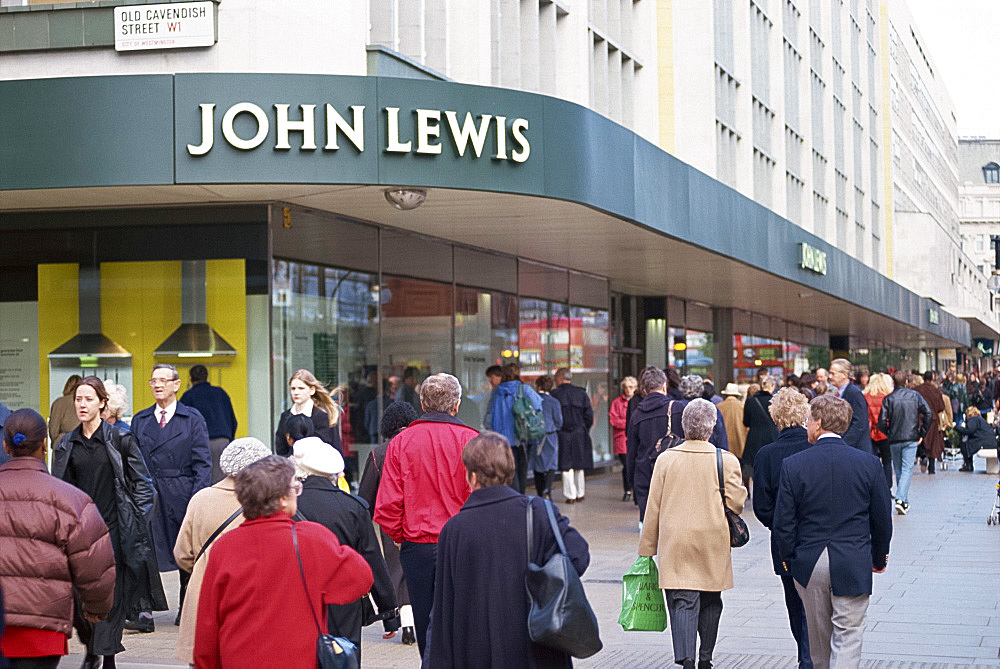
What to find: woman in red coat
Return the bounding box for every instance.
[194,455,373,669]
[609,376,637,501]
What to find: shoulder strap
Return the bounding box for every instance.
[664,400,675,436]
[543,499,567,556]
[526,497,534,565]
[292,524,324,636]
[716,448,727,508]
[194,506,243,565]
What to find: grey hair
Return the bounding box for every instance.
[640,367,667,394]
[830,358,853,378]
[104,382,129,420]
[679,374,704,399]
[151,363,179,380]
[681,398,717,441]
[555,367,572,382]
[419,373,463,413]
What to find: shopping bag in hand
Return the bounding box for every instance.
[617,556,667,632]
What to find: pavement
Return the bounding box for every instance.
[61,461,1000,668]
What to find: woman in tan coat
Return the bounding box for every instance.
[173,437,271,666]
[638,399,748,669]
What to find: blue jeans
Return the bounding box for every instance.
[890,441,918,503]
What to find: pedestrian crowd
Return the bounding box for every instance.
[0,359,996,668]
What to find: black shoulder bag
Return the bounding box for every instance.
[650,400,682,460]
[525,498,602,658]
[716,449,749,548]
[291,524,360,669]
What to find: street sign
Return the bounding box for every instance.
[114,2,216,52]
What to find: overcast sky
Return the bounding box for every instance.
[906,0,1000,138]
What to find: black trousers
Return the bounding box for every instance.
[510,444,528,494]
[874,439,893,491]
[617,453,632,493]
[399,541,437,658]
[9,657,61,669]
[178,568,191,614]
[533,470,554,497]
[780,575,813,669]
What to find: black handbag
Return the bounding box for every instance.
[292,524,359,669]
[716,449,750,548]
[525,499,602,658]
[650,400,682,460]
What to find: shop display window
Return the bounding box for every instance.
[454,288,518,429]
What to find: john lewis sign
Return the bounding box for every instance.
[114,2,215,51]
[186,102,531,163]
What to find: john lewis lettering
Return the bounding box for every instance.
[187,103,531,163]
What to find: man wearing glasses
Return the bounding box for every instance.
[128,363,211,632]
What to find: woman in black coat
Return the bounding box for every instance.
[292,437,396,661]
[742,378,779,481]
[425,431,590,669]
[52,377,167,668]
[274,370,342,455]
[955,406,996,471]
[358,401,419,645]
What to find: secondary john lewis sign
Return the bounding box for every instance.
[186,103,531,163]
[115,2,216,51]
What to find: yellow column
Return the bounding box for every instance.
[879,1,895,278]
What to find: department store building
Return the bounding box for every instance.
[0,0,970,465]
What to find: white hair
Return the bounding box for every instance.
[681,398,717,441]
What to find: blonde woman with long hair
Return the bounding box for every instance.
[273,369,342,455]
[864,373,895,490]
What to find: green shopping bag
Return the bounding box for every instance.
[617,556,667,632]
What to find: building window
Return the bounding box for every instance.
[983,162,1000,184]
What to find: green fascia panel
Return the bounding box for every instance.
[0,75,174,189]
[542,96,636,221]
[0,16,14,50]
[48,9,84,48]
[0,73,973,346]
[12,11,49,49]
[82,7,113,45]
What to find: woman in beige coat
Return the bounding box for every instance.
[638,399,748,669]
[173,437,271,666]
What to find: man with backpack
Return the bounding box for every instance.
[484,362,544,493]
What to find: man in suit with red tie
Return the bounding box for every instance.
[773,394,892,669]
[128,363,211,632]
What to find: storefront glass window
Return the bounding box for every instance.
[733,334,786,383]
[379,275,453,419]
[518,299,570,382]
[454,288,518,429]
[667,327,686,370]
[271,259,379,445]
[684,329,714,378]
[570,306,611,462]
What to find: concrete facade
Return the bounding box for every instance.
[881,1,997,345]
[959,138,1000,311]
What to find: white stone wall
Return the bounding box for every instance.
[0,0,370,79]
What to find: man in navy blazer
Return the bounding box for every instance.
[130,363,211,631]
[829,358,873,454]
[773,394,892,669]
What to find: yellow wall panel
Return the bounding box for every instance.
[205,259,248,438]
[101,261,183,412]
[37,264,79,416]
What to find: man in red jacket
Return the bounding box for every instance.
[373,372,478,658]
